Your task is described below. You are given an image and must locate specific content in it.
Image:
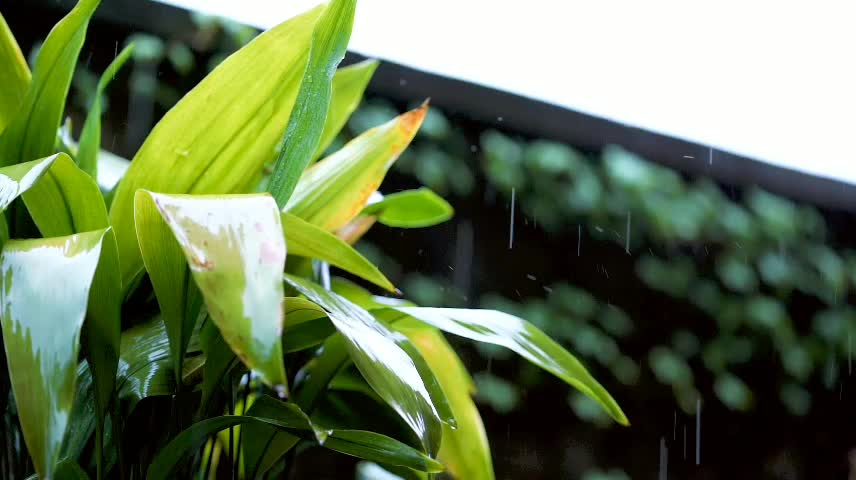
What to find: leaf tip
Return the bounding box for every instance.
[398,100,429,134]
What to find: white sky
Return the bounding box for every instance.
[154,0,856,185]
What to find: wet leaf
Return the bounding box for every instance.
[394,320,493,480]
[135,192,287,393]
[0,229,110,479]
[0,0,99,166]
[285,103,428,232]
[268,0,356,207]
[282,296,334,353]
[0,12,30,133]
[0,154,58,247]
[387,307,629,426]
[110,3,325,285]
[153,395,441,478]
[282,212,394,291]
[21,153,123,475]
[314,59,379,160]
[285,274,444,455]
[362,188,454,228]
[77,44,134,178]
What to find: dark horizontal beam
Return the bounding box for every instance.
[19,0,856,212]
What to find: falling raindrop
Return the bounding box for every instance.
[696,398,702,465]
[709,147,714,165]
[626,211,632,254]
[577,225,582,257]
[508,188,516,250]
[673,410,676,441]
[526,274,536,281]
[659,437,668,480]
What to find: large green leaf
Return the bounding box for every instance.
[282,212,394,291]
[0,0,99,166]
[0,12,30,133]
[267,0,356,207]
[388,307,630,426]
[362,188,454,228]
[284,275,445,455]
[395,320,493,480]
[77,44,135,178]
[0,229,110,479]
[22,153,123,475]
[135,192,288,393]
[314,59,379,160]
[285,103,428,232]
[110,3,325,285]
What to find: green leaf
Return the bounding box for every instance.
[55,459,91,480]
[62,316,196,463]
[362,188,454,228]
[244,396,443,479]
[147,405,317,479]
[267,0,356,208]
[134,192,200,383]
[135,192,288,393]
[151,395,441,479]
[395,320,493,480]
[21,153,123,476]
[0,12,30,133]
[284,103,428,232]
[116,316,198,408]
[199,318,235,409]
[0,0,100,166]
[282,296,335,353]
[110,3,325,286]
[389,307,629,426]
[0,154,58,204]
[282,212,394,291]
[77,44,134,178]
[284,274,444,455]
[0,229,110,479]
[313,59,379,160]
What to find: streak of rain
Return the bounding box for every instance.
[508,187,516,250]
[696,398,702,465]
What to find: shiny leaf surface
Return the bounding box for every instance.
[0,155,59,238]
[0,229,109,478]
[284,274,443,454]
[0,12,30,133]
[282,212,394,291]
[136,192,288,392]
[21,153,123,475]
[134,191,201,381]
[314,59,379,160]
[110,4,324,285]
[362,188,454,228]
[389,307,629,426]
[395,320,493,479]
[77,44,134,178]
[282,296,334,353]
[285,103,428,232]
[268,0,356,207]
[0,0,99,166]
